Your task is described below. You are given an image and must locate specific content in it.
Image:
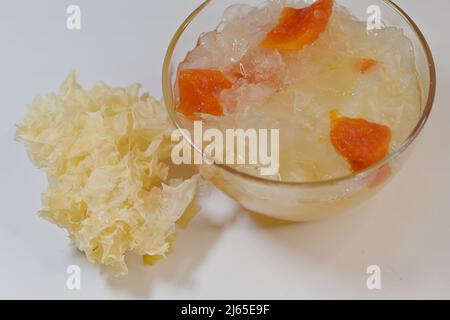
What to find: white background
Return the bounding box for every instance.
[0,0,449,299]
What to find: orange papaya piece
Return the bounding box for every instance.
[178,69,232,116]
[261,0,334,51]
[358,58,378,74]
[330,110,392,172]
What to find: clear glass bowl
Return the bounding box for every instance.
[162,0,436,221]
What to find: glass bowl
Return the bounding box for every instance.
[162,0,436,221]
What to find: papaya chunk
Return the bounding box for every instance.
[261,0,334,51]
[178,69,232,116]
[330,110,392,172]
[358,58,378,74]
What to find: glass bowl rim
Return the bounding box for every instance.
[162,0,436,187]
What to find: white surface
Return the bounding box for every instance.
[0,0,449,299]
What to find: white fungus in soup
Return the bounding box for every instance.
[177,0,421,182]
